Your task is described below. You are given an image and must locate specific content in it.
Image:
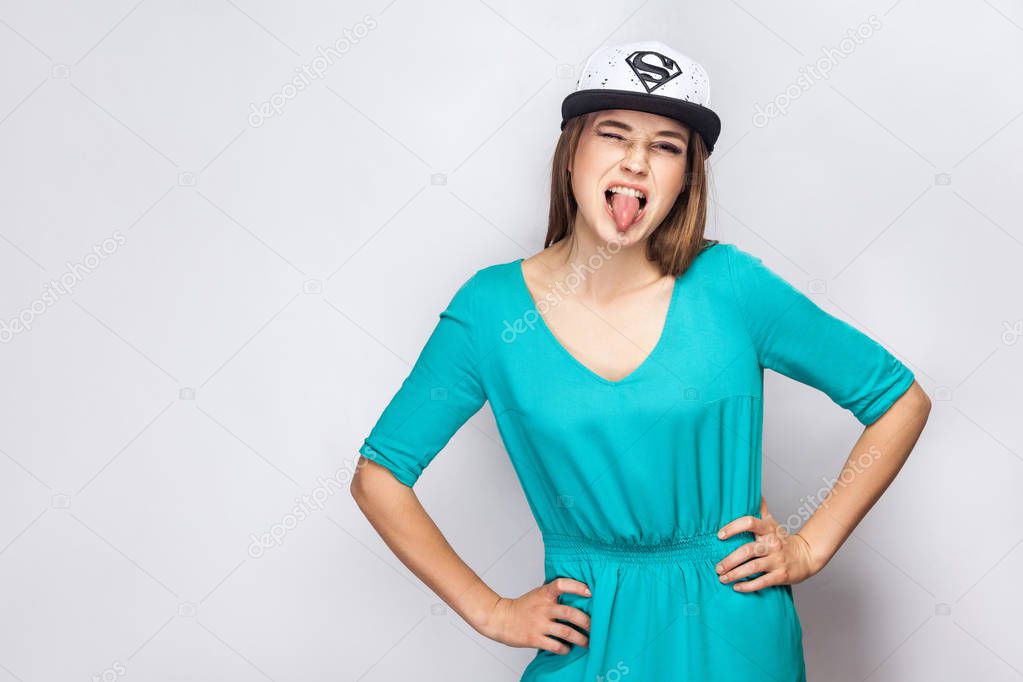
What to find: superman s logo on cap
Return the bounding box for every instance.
[626,50,682,94]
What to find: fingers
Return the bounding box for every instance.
[536,635,571,655]
[728,571,781,593]
[714,539,772,579]
[538,578,591,653]
[539,621,589,651]
[546,577,592,599]
[717,554,775,585]
[717,514,771,540]
[529,605,590,654]
[550,603,591,634]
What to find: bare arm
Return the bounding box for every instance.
[797,380,932,572]
[715,381,931,589]
[350,456,501,631]
[716,245,932,589]
[350,457,592,653]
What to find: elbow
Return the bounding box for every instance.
[351,469,383,520]
[908,380,932,416]
[901,380,932,436]
[867,380,931,429]
[350,455,411,508]
[350,456,373,504]
[919,393,933,426]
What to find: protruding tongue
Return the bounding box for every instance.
[610,192,641,230]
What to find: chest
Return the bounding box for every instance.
[476,258,763,426]
[534,279,675,385]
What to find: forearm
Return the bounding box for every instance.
[796,381,931,571]
[350,458,501,634]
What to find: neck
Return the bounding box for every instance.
[540,231,666,300]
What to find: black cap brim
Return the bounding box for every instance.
[561,89,721,155]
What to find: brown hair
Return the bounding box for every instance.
[544,111,718,277]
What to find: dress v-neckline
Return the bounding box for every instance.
[513,257,680,387]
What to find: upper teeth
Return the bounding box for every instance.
[608,186,645,200]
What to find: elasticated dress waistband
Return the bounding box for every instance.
[542,529,756,564]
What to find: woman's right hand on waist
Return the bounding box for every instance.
[477,578,591,654]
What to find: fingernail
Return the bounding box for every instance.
[584,588,592,596]
[718,530,726,538]
[715,564,723,573]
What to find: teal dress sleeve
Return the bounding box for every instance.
[358,272,487,487]
[725,244,915,426]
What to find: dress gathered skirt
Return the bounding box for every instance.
[359,241,915,681]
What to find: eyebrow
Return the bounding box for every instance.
[595,119,689,143]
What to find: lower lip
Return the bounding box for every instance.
[604,193,647,231]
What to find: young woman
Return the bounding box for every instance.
[352,41,931,681]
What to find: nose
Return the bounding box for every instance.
[621,144,649,175]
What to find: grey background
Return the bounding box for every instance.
[1,0,1021,680]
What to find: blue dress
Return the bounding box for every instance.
[359,241,915,681]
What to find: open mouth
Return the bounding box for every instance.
[604,189,648,227]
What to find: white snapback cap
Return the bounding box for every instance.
[561,41,721,154]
